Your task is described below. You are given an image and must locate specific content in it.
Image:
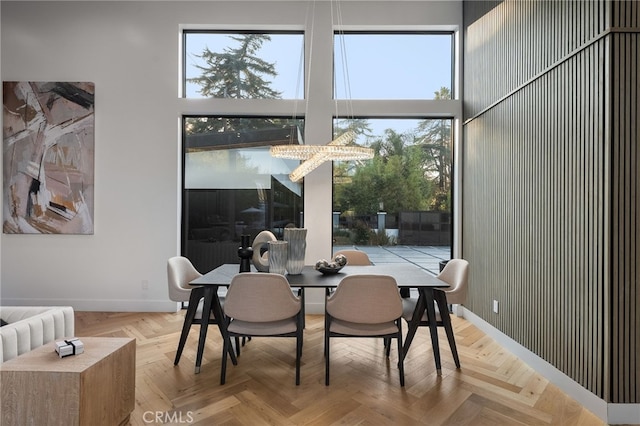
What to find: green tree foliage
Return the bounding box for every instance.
[417,87,452,211]
[189,34,282,100]
[334,89,452,217]
[334,129,432,216]
[334,118,374,141]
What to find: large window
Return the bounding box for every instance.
[332,118,452,249]
[180,26,457,270]
[181,30,306,271]
[332,31,454,257]
[182,117,304,272]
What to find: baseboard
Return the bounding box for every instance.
[462,307,640,425]
[0,297,178,312]
[608,403,640,425]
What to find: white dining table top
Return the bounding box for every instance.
[191,263,449,289]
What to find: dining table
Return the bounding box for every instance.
[188,262,460,376]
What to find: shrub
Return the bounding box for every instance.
[371,230,397,246]
[352,220,372,245]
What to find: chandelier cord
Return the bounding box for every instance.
[332,0,354,121]
[291,0,314,145]
[271,0,373,182]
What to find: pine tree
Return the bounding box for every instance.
[187,34,285,134]
[189,33,282,100]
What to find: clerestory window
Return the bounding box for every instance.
[333,32,454,100]
[183,31,305,99]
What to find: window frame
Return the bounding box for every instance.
[331,116,455,255]
[182,29,305,100]
[332,30,456,100]
[180,114,306,270]
[178,21,462,265]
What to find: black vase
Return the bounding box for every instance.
[238,235,254,273]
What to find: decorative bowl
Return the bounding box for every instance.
[315,265,344,275]
[314,255,348,275]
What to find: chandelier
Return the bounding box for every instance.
[269,1,374,182]
[270,131,373,182]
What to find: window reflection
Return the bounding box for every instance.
[183,117,304,272]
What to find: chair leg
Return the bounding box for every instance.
[174,290,202,365]
[295,329,302,385]
[402,290,427,357]
[298,288,306,329]
[397,320,405,387]
[325,337,330,385]
[325,320,331,385]
[323,312,328,358]
[384,338,391,357]
[436,290,461,368]
[220,333,229,385]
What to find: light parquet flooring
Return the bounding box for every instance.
[75,311,606,426]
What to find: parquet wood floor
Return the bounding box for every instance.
[75,311,606,426]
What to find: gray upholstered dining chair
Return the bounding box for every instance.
[324,274,405,386]
[437,259,470,309]
[332,249,397,352]
[326,249,373,297]
[221,272,303,385]
[332,249,372,266]
[402,258,470,317]
[401,258,469,367]
[168,256,239,366]
[167,256,202,309]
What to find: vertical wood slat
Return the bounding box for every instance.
[462,0,639,403]
[601,5,612,400]
[610,24,639,403]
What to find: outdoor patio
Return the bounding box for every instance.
[333,245,451,276]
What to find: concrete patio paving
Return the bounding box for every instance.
[333,245,451,276]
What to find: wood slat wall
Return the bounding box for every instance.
[610,0,639,402]
[462,0,639,403]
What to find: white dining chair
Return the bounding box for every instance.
[324,274,405,386]
[221,272,303,385]
[168,256,240,366]
[401,258,469,368]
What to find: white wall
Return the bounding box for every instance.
[1,3,2,280]
[1,1,461,312]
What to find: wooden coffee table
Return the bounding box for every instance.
[1,337,135,426]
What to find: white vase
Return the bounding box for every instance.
[267,241,288,275]
[251,230,276,272]
[283,228,307,275]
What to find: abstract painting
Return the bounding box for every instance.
[3,82,95,234]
